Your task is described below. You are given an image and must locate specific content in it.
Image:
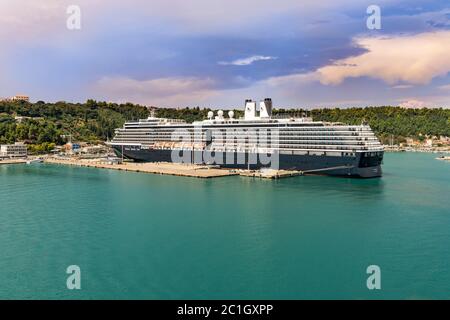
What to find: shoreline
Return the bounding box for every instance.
[0,159,27,165]
[383,147,450,153]
[2,151,447,179]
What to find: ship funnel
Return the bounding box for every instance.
[260,98,272,118]
[244,99,257,120]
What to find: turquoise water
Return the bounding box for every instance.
[0,153,449,299]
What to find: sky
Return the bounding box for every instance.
[0,0,449,109]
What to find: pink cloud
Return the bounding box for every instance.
[399,99,427,109]
[92,76,217,107]
[316,31,450,85]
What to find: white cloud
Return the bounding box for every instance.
[2,0,448,108]
[438,84,450,91]
[0,0,381,40]
[391,85,414,89]
[316,31,450,85]
[399,99,427,109]
[218,55,277,66]
[92,76,217,107]
[265,72,319,87]
[0,1,70,43]
[213,30,450,107]
[116,0,376,35]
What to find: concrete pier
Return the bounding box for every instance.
[44,158,239,178]
[3,156,302,180]
[238,169,303,179]
[0,159,27,165]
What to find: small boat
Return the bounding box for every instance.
[436,156,450,161]
[26,158,44,164]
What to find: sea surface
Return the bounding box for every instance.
[0,152,449,299]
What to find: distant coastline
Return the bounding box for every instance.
[383,146,450,153]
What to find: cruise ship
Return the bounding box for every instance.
[110,99,384,177]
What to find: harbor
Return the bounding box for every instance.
[2,152,450,299]
[2,0,450,302]
[1,155,305,179]
[43,157,307,179]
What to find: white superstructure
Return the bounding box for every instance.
[110,98,384,177]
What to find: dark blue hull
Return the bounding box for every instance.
[112,145,383,178]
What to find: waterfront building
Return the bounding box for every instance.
[11,95,30,102]
[63,142,82,155]
[0,143,28,158]
[14,116,44,123]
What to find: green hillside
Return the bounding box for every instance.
[1,100,449,150]
[0,100,149,151]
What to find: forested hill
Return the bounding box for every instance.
[0,100,149,147]
[309,107,450,143]
[1,100,449,149]
[157,106,450,144]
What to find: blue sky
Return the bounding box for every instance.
[0,0,449,108]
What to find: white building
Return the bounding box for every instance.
[425,139,433,147]
[11,95,30,102]
[0,143,28,158]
